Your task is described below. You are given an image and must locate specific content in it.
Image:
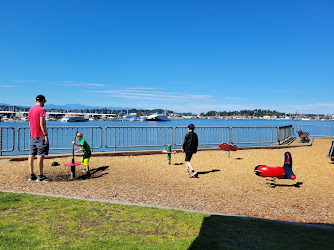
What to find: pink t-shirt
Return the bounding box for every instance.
[28,105,47,138]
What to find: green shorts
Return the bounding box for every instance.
[81,151,91,165]
[81,157,90,165]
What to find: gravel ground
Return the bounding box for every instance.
[1,138,333,226]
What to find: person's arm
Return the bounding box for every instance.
[40,116,49,144]
[72,141,83,147]
[194,134,198,153]
[182,133,188,151]
[75,148,82,153]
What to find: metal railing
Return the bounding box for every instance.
[105,126,173,150]
[174,126,230,147]
[2,124,334,155]
[0,127,15,156]
[230,126,277,145]
[293,124,334,138]
[17,126,103,152]
[277,125,293,144]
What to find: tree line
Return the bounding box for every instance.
[201,109,286,117]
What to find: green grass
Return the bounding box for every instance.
[1,192,333,249]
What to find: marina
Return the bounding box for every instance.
[1,110,334,123]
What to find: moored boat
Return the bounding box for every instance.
[61,115,88,122]
[145,114,171,121]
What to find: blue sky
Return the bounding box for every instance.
[0,0,333,114]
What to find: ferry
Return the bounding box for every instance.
[145,114,171,121]
[60,115,88,122]
[121,115,143,121]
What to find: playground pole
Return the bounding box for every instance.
[167,144,171,165]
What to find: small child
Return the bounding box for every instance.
[72,132,92,176]
[182,124,198,178]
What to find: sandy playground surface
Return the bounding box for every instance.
[1,138,333,227]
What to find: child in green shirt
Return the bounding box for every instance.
[73,132,92,176]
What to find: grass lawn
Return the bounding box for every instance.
[1,191,333,249]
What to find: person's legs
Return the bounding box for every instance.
[83,153,91,173]
[185,152,197,177]
[28,155,35,174]
[28,155,37,181]
[37,156,44,175]
[185,152,195,174]
[35,137,52,181]
[81,156,91,175]
[186,161,194,172]
[29,137,38,176]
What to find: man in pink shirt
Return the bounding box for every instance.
[28,95,52,182]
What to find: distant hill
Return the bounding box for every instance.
[0,103,29,108]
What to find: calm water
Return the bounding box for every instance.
[1,119,334,155]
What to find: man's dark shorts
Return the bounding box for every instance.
[29,137,49,156]
[185,152,193,162]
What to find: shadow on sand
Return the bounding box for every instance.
[190,169,221,178]
[55,166,110,181]
[77,166,110,180]
[265,180,303,188]
[197,169,221,175]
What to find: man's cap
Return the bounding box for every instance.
[36,95,46,102]
[188,124,195,130]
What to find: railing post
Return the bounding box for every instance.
[329,125,331,138]
[277,127,279,144]
[228,127,231,144]
[91,128,93,152]
[0,128,2,156]
[114,127,116,151]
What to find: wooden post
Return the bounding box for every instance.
[0,128,2,156]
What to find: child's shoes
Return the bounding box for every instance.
[189,171,198,178]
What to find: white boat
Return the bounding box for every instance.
[145,114,171,121]
[2,117,14,122]
[61,115,88,122]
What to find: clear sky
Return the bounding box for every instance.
[0,0,333,114]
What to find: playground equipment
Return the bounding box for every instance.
[297,130,310,143]
[65,139,81,179]
[328,141,334,161]
[162,144,177,165]
[254,152,296,187]
[219,142,237,158]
